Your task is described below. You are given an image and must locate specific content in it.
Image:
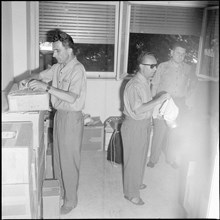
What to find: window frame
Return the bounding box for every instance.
[31,1,119,79]
[117,1,209,79]
[29,1,216,81]
[116,1,131,80]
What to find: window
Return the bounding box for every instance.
[127,33,200,74]
[197,6,219,81]
[117,2,204,78]
[39,1,119,78]
[32,1,218,80]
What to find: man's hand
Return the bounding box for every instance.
[19,79,30,90]
[158,93,171,104]
[28,80,48,92]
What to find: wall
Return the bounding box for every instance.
[84,79,123,122]
[2,2,31,87]
[11,1,29,78]
[2,1,14,90]
[2,2,14,112]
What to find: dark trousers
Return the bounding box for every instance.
[53,110,84,207]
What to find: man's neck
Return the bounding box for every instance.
[63,55,75,66]
[138,72,151,83]
[170,59,182,68]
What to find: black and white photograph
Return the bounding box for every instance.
[2,1,219,219]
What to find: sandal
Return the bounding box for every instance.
[60,205,74,215]
[124,195,145,205]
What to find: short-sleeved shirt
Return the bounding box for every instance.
[151,60,192,98]
[40,57,87,111]
[123,72,153,120]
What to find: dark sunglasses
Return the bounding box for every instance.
[141,63,158,69]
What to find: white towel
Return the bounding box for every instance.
[153,98,179,128]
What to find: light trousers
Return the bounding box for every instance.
[121,117,151,198]
[53,110,84,207]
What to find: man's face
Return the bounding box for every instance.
[52,40,70,64]
[171,46,186,64]
[140,56,157,79]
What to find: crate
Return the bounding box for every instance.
[42,179,61,219]
[2,111,46,150]
[7,83,50,112]
[2,122,33,184]
[82,121,104,151]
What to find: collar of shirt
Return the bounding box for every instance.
[59,57,77,73]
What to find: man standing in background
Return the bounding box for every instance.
[148,41,198,169]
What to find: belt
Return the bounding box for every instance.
[124,115,151,121]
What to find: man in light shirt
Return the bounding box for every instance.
[121,52,170,205]
[148,41,197,169]
[20,30,87,215]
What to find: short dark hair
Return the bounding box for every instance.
[172,41,187,51]
[50,29,77,55]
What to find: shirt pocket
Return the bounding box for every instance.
[62,80,70,91]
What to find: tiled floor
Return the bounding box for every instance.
[60,150,186,219]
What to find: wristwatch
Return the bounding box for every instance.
[45,85,51,92]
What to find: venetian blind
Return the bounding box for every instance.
[39,1,115,44]
[130,5,204,36]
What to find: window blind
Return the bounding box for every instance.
[39,1,116,44]
[130,5,204,36]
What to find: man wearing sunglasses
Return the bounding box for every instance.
[148,41,197,169]
[121,52,170,205]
